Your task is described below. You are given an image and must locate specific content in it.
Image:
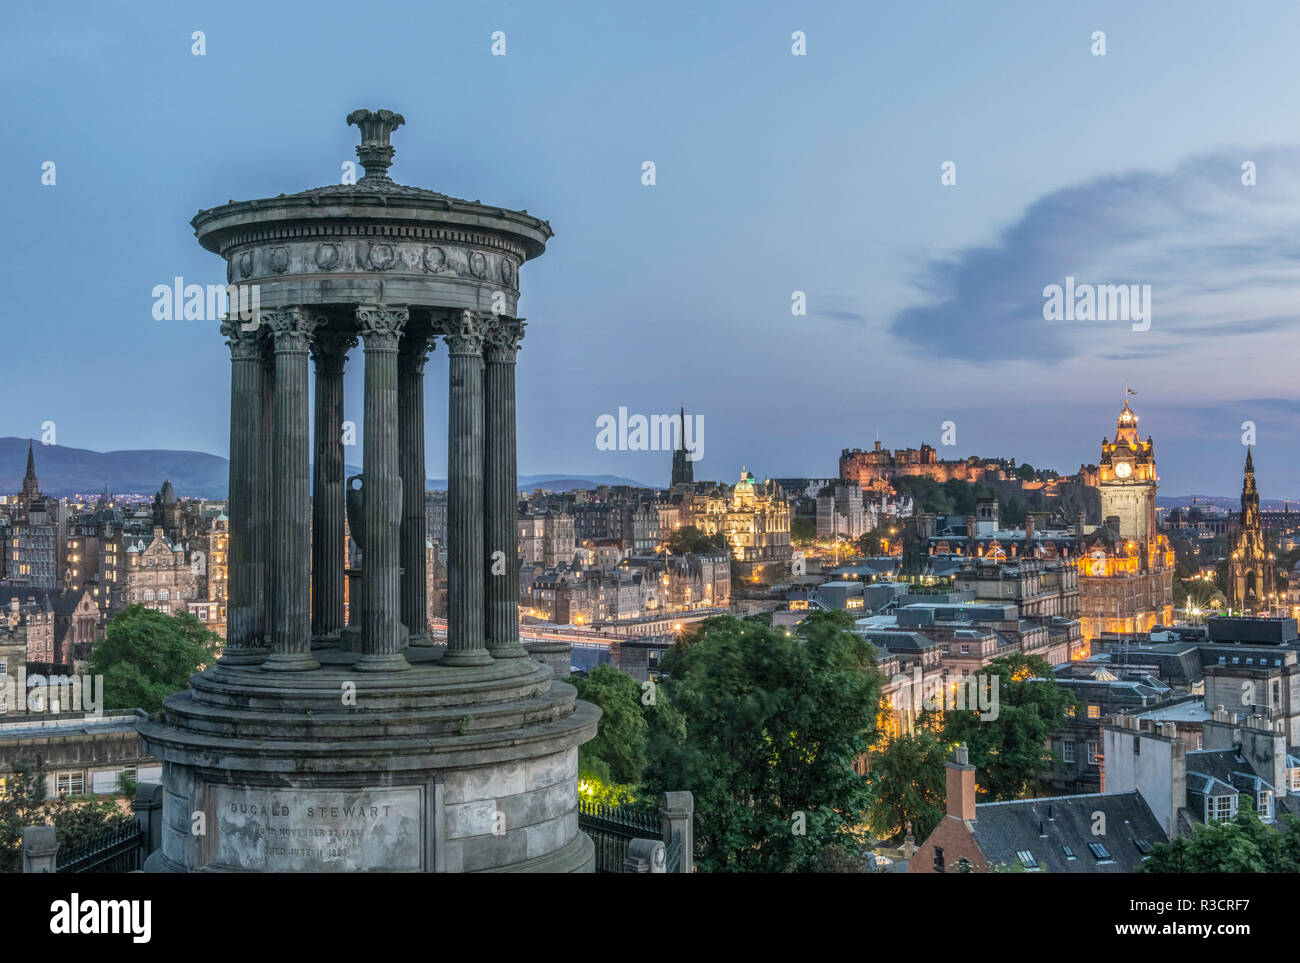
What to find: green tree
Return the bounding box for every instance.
[571,665,649,786]
[0,759,134,873]
[867,724,947,842]
[88,605,221,714]
[857,524,893,556]
[1017,463,1036,482]
[939,654,1075,801]
[790,517,816,544]
[642,610,882,872]
[666,525,729,557]
[1141,803,1300,873]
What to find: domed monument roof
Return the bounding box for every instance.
[190,110,552,317]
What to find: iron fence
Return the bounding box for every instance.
[56,824,146,874]
[578,800,662,873]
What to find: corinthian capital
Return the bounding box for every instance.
[264,307,323,351]
[220,317,264,361]
[484,317,526,363]
[309,328,359,373]
[356,303,409,349]
[443,310,488,356]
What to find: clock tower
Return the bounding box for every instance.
[1098,399,1157,543]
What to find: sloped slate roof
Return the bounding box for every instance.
[972,791,1167,873]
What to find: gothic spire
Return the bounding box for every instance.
[21,439,40,499]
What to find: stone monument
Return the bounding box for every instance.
[139,109,599,872]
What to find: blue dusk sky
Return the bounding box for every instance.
[4,0,1300,497]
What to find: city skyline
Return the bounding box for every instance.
[5,2,1300,496]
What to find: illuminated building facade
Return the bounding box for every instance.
[1227,449,1277,614]
[1077,400,1175,639]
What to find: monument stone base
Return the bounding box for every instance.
[138,647,599,872]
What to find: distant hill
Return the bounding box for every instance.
[0,437,230,498]
[0,438,652,499]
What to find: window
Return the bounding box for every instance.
[1258,791,1274,820]
[1134,839,1151,855]
[1015,850,1038,869]
[1061,845,1076,860]
[1088,842,1112,862]
[1289,769,1300,792]
[933,846,945,873]
[1209,794,1236,824]
[1087,704,1101,719]
[56,771,85,797]
[1087,741,1101,766]
[960,644,970,655]
[1061,741,1076,764]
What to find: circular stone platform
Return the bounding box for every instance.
[139,650,599,873]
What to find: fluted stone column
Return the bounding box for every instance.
[263,308,319,672]
[311,329,355,648]
[399,323,435,648]
[443,311,493,667]
[218,319,268,665]
[356,304,410,672]
[259,335,276,649]
[484,317,528,659]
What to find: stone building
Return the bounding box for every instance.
[0,709,161,799]
[1077,401,1174,639]
[518,509,576,566]
[123,527,197,615]
[1227,449,1278,614]
[682,468,791,581]
[839,441,1016,493]
[816,481,870,540]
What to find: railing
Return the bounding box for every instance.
[56,824,146,874]
[663,829,683,873]
[577,800,661,873]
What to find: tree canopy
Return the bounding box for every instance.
[1141,804,1300,873]
[666,525,729,557]
[642,609,882,872]
[938,654,1077,801]
[867,721,947,842]
[87,605,221,714]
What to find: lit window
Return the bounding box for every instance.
[1087,705,1100,719]
[56,771,85,797]
[1258,791,1274,820]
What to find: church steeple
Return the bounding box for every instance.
[670,406,694,488]
[21,439,40,500]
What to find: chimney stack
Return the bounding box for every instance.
[945,743,976,822]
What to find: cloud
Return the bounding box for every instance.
[888,148,1300,362]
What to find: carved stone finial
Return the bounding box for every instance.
[346,109,406,184]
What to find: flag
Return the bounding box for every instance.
[1127,386,1137,395]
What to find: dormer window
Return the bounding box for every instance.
[1258,791,1274,820]
[1209,794,1237,824]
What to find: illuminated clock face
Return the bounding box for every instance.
[1115,462,1132,478]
